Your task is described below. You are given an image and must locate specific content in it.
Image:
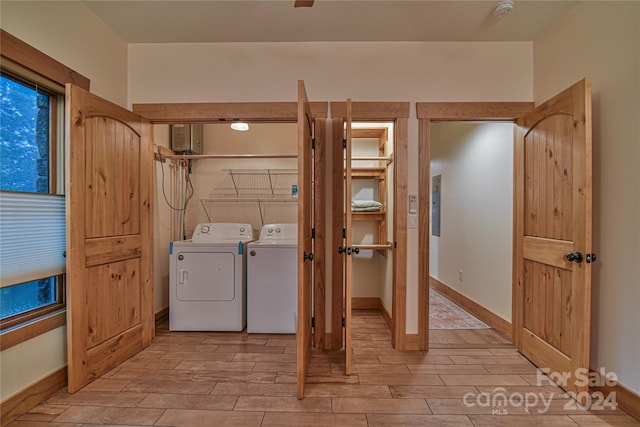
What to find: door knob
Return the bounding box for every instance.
[566,252,583,263]
[586,253,597,263]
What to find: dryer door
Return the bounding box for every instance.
[175,251,235,301]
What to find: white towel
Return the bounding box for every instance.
[351,200,383,212]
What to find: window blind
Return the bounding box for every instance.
[0,191,66,288]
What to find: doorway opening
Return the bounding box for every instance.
[428,120,514,347]
[416,102,534,350]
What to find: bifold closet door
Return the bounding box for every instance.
[344,99,354,375]
[296,80,314,399]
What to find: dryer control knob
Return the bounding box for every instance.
[250,251,256,256]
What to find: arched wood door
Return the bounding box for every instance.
[66,84,154,392]
[513,78,593,399]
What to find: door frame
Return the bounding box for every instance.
[132,101,328,338]
[416,102,533,349]
[330,101,410,350]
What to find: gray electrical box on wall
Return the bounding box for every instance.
[432,174,441,236]
[171,124,203,154]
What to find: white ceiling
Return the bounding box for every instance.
[82,0,578,43]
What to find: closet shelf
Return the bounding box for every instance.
[351,211,385,221]
[348,167,386,178]
[200,168,298,228]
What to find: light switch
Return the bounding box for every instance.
[408,214,417,229]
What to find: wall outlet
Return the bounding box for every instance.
[458,269,463,281]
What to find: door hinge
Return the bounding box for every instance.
[342,317,345,327]
[343,138,347,149]
[342,228,346,238]
[312,138,316,150]
[311,228,315,239]
[311,317,315,328]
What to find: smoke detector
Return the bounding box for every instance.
[492,0,515,18]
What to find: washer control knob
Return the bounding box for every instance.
[201,225,210,234]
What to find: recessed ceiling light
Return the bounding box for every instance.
[492,0,514,18]
[230,122,249,131]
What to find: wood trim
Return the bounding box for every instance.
[352,297,379,309]
[589,369,640,421]
[330,102,410,119]
[404,334,421,350]
[429,277,512,339]
[0,311,66,351]
[418,118,430,351]
[0,366,67,427]
[155,307,169,322]
[132,101,328,123]
[513,114,526,349]
[313,117,326,350]
[379,299,392,331]
[416,102,533,120]
[0,30,90,90]
[392,117,408,350]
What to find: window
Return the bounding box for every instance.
[0,70,66,331]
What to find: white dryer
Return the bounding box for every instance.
[247,223,298,334]
[169,223,253,331]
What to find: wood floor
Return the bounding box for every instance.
[9,308,638,426]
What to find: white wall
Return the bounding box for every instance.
[0,1,128,401]
[129,41,534,334]
[0,1,128,107]
[533,1,640,395]
[430,122,513,321]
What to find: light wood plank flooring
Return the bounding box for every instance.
[10,308,638,426]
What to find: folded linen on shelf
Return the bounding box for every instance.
[351,200,383,212]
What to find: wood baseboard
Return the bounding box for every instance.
[155,307,169,322]
[378,300,392,330]
[352,297,379,309]
[0,366,67,426]
[589,369,640,421]
[429,276,512,339]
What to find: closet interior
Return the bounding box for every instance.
[347,123,395,323]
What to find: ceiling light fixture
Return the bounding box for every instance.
[492,0,514,18]
[230,121,249,131]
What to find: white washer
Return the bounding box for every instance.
[247,223,298,334]
[169,223,253,331]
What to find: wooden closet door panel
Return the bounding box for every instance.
[296,80,314,399]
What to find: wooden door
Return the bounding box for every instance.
[66,84,154,392]
[344,99,354,374]
[296,80,314,399]
[513,78,593,398]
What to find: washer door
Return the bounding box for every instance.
[175,252,235,301]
